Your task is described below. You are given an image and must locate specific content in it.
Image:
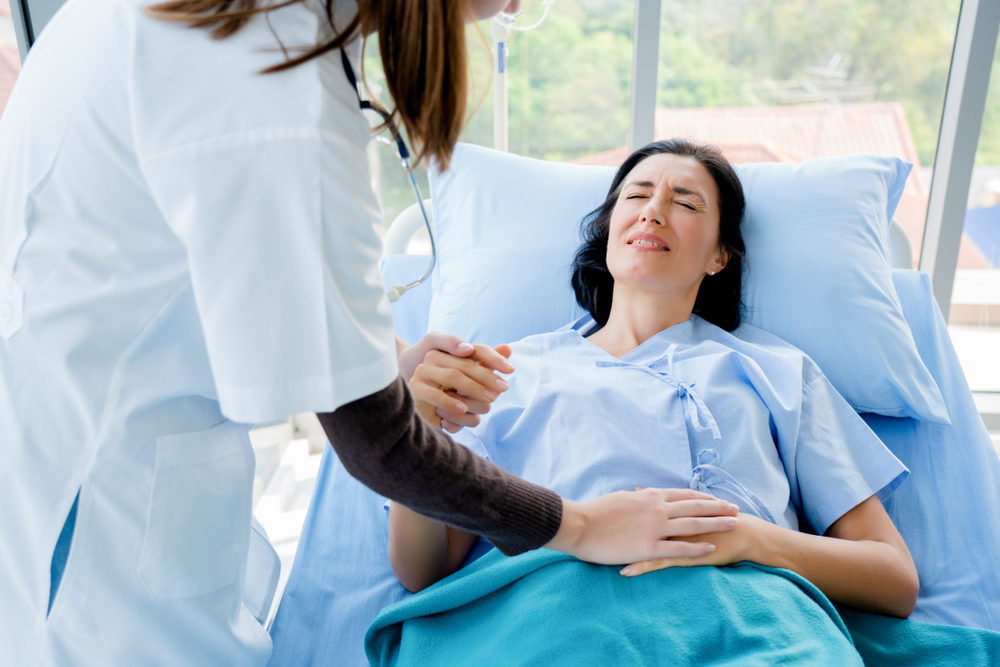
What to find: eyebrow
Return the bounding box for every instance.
[623,179,706,204]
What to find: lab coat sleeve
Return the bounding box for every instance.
[140,128,397,424]
[317,376,565,556]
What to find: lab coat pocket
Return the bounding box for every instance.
[139,421,253,600]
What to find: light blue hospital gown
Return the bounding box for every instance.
[452,315,909,535]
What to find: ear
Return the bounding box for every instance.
[709,246,730,274]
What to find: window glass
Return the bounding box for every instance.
[649,0,961,268]
[0,0,20,117]
[467,1,633,160]
[364,1,634,234]
[948,37,1000,394]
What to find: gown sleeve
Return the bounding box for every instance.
[317,376,564,556]
[786,368,909,535]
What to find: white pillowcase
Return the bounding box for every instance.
[424,142,948,423]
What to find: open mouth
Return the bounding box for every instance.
[627,237,669,251]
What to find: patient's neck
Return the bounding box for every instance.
[587,287,695,358]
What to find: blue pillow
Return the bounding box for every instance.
[736,157,945,420]
[427,147,609,345]
[425,143,949,423]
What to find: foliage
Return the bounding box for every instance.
[464,2,634,160]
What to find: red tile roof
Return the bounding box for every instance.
[0,43,19,115]
[574,103,921,170]
[571,143,793,168]
[653,102,926,191]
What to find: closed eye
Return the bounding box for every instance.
[677,201,696,210]
[625,193,647,200]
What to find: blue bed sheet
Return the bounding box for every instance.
[265,446,409,667]
[267,268,1000,667]
[862,270,1000,629]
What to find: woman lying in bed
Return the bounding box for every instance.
[384,138,919,661]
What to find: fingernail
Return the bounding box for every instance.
[725,517,739,528]
[455,402,468,413]
[704,544,716,553]
[728,503,740,512]
[457,343,475,353]
[620,567,634,576]
[484,390,498,400]
[494,378,508,391]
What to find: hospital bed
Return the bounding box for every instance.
[266,144,1000,666]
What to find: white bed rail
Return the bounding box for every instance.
[382,199,432,257]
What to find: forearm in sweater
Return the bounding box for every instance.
[316,376,563,555]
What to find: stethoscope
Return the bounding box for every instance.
[340,49,435,303]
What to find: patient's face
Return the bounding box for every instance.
[605,153,726,298]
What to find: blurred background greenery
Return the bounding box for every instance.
[362,0,986,226]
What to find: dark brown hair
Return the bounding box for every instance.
[146,0,469,169]
[571,138,747,331]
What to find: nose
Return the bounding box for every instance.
[639,199,665,226]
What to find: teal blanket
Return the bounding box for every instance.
[366,549,1000,666]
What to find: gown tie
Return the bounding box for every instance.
[689,448,776,523]
[595,343,722,441]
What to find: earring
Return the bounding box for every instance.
[708,271,716,276]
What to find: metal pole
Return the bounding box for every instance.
[920,0,1000,316]
[628,0,661,151]
[491,19,510,152]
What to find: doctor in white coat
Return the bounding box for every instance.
[0,0,741,664]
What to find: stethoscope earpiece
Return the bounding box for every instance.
[386,285,407,303]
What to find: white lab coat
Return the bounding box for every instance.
[0,0,395,664]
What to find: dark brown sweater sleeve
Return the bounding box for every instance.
[316,375,564,556]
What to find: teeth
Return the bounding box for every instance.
[630,239,666,249]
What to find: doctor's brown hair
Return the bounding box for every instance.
[146,0,467,169]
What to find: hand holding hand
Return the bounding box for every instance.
[397,332,486,382]
[546,488,741,565]
[406,334,514,433]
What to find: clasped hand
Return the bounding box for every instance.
[400,332,513,433]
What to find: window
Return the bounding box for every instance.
[364,2,635,232]
[949,35,1000,394]
[650,0,961,266]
